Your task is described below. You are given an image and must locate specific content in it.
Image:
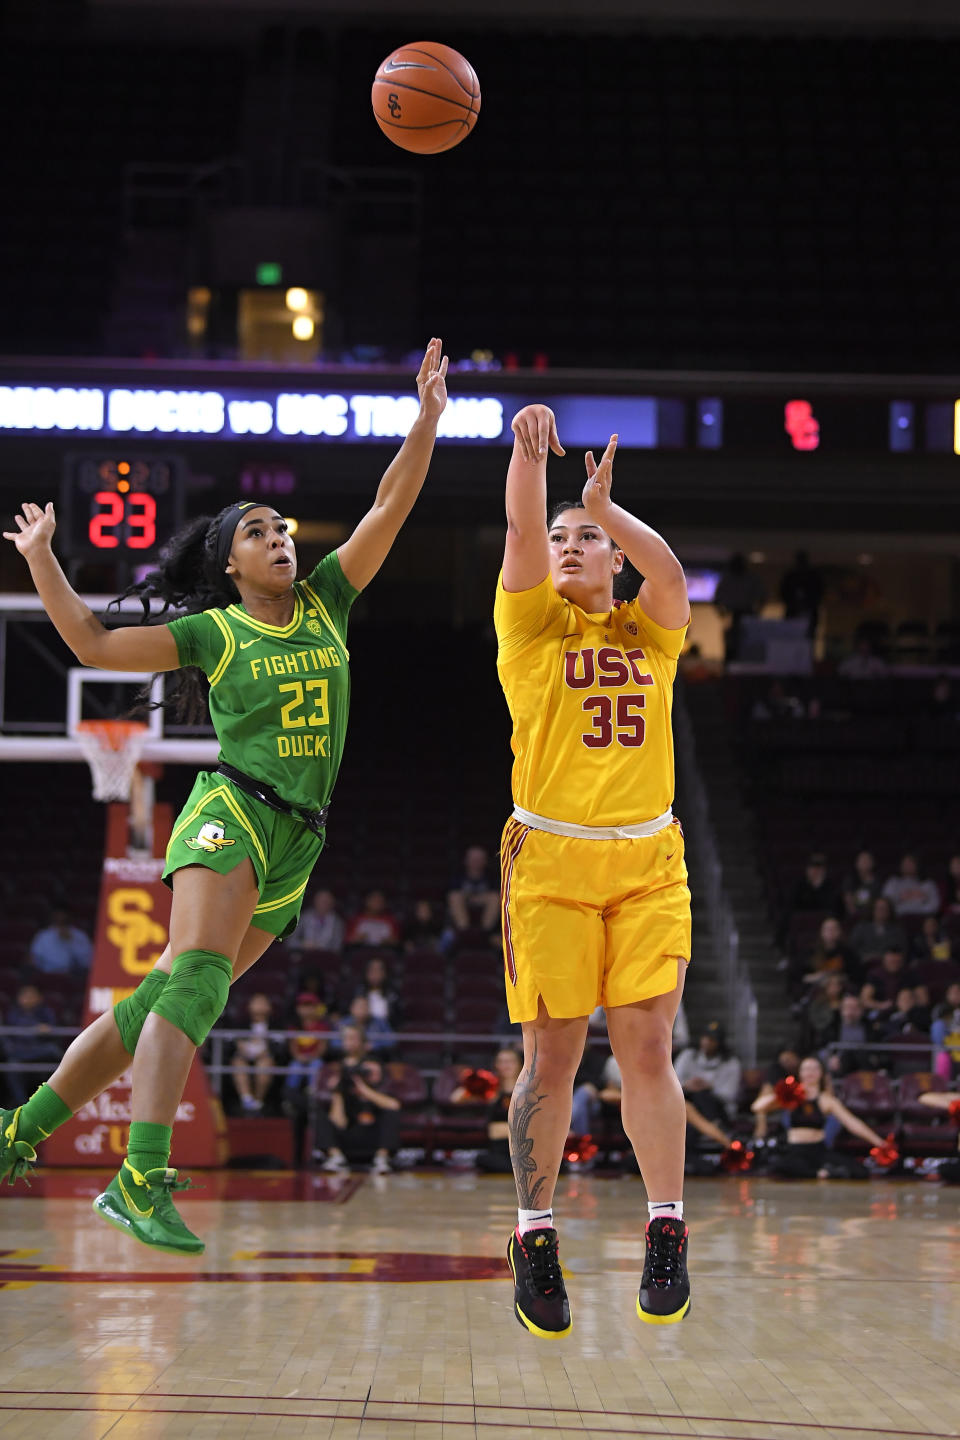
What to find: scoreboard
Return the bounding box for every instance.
[60,453,185,559]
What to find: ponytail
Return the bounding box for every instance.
[109,505,244,725]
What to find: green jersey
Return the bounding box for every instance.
[168,550,358,812]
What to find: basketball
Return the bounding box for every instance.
[372,41,480,154]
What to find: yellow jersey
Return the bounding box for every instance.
[494,573,688,828]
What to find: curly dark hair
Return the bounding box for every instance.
[108,505,242,724]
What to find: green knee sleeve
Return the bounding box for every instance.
[113,968,171,1057]
[150,949,232,1046]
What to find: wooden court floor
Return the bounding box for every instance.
[1,1169,958,1440]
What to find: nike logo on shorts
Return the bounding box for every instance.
[239,637,261,649]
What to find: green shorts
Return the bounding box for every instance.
[163,770,325,938]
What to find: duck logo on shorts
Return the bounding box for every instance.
[185,819,236,853]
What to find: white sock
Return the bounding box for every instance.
[517,1207,554,1235]
[648,1200,684,1223]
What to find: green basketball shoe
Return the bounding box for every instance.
[93,1160,204,1255]
[1,1107,38,1186]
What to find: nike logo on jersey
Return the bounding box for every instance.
[239,637,261,649]
[382,57,435,71]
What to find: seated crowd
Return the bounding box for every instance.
[782,847,960,1080]
[4,841,960,1180]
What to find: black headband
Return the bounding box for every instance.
[214,501,276,576]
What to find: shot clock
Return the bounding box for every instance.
[61,453,185,558]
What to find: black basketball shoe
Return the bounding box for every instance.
[507,1226,572,1338]
[637,1217,691,1324]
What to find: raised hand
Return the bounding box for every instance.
[416,337,449,423]
[511,404,565,463]
[581,434,618,516]
[3,501,56,559]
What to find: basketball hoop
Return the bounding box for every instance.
[74,720,149,802]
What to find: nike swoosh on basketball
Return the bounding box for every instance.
[239,637,261,649]
[118,1173,154,1219]
[383,58,435,71]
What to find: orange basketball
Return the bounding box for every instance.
[372,41,480,154]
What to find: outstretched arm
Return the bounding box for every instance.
[580,436,689,629]
[821,1093,885,1148]
[3,502,180,671]
[336,338,448,591]
[502,403,565,592]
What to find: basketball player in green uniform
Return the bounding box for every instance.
[0,339,449,1254]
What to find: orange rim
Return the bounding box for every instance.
[75,719,149,752]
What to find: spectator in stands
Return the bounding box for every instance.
[752,1042,802,1142]
[354,955,401,1029]
[866,945,910,1004]
[344,889,401,949]
[940,854,960,915]
[229,993,276,1114]
[858,979,892,1026]
[403,897,444,952]
[3,984,61,1106]
[802,917,860,986]
[316,1022,400,1176]
[713,552,765,663]
[290,888,345,954]
[335,994,393,1056]
[842,850,881,920]
[803,973,847,1051]
[753,1054,888,1179]
[673,1021,742,1127]
[823,994,878,1077]
[780,550,823,638]
[882,853,941,917]
[446,845,500,940]
[837,637,888,679]
[28,907,92,975]
[850,896,907,967]
[283,992,332,1168]
[881,986,929,1041]
[750,679,805,722]
[791,853,842,917]
[909,917,960,1003]
[474,1046,523,1173]
[931,983,960,1080]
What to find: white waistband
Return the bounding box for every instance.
[511,805,674,841]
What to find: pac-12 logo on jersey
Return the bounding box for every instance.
[185,819,236,853]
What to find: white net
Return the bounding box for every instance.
[74,721,149,802]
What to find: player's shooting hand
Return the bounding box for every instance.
[3,501,56,558]
[581,434,618,515]
[416,336,449,423]
[511,404,565,463]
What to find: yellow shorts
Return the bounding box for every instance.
[499,815,691,1024]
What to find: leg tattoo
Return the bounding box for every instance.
[509,1035,550,1210]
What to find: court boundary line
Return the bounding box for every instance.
[0,1391,954,1439]
[0,1406,936,1440]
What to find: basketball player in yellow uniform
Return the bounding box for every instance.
[498,404,691,1336]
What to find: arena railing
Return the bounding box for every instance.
[672,683,758,1067]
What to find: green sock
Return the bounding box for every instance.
[16,1084,74,1146]
[127,1121,172,1177]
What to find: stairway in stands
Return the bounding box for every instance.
[680,680,790,1064]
